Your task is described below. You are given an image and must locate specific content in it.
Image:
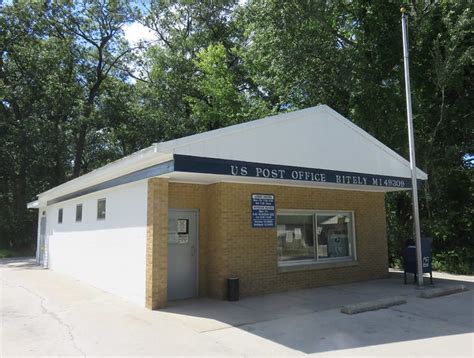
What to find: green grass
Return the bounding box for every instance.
[0,249,16,258]
[0,248,35,258]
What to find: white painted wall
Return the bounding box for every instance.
[44,180,148,306]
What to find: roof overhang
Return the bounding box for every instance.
[31,105,429,207]
[36,154,426,208]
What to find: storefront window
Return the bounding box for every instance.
[277,211,355,265]
[277,214,314,262]
[316,213,354,259]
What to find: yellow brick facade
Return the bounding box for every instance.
[147,180,389,307]
[146,178,168,309]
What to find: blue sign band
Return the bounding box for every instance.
[174,154,419,189]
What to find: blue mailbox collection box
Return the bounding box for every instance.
[403,237,433,284]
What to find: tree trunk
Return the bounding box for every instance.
[72,123,88,178]
[13,128,28,248]
[52,118,66,186]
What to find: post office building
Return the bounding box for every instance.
[28,105,427,309]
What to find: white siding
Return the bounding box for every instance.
[44,180,148,306]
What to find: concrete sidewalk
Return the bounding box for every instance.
[1,258,473,356]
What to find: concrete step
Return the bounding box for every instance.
[418,285,468,299]
[341,296,407,315]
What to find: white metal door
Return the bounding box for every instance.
[167,210,198,300]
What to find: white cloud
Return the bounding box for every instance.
[123,22,156,47]
[122,22,157,84]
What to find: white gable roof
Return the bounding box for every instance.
[157,105,427,180]
[33,104,427,205]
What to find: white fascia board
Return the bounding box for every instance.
[321,105,428,180]
[38,144,172,204]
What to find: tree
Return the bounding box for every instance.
[0,1,136,248]
[406,2,473,272]
[140,1,262,137]
[1,2,79,247]
[189,43,268,131]
[47,0,136,177]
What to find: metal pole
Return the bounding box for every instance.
[401,7,424,287]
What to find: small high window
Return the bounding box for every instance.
[97,199,106,220]
[58,208,63,224]
[76,204,83,222]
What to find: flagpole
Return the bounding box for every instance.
[401,6,424,287]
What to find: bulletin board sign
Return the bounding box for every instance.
[251,193,275,228]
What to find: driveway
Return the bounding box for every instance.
[1,258,473,356]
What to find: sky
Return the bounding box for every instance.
[122,22,156,46]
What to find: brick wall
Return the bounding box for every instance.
[148,180,389,305]
[215,183,388,298]
[146,178,168,309]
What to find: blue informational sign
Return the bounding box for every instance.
[251,193,275,228]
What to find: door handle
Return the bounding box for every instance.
[191,245,195,257]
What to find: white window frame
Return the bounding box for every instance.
[277,209,357,267]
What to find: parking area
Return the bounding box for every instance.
[1,258,473,356]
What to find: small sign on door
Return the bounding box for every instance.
[178,234,189,244]
[177,219,188,234]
